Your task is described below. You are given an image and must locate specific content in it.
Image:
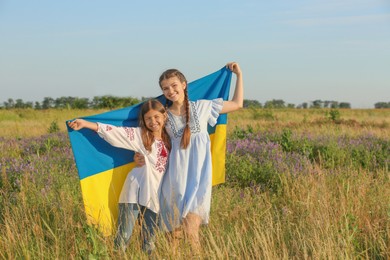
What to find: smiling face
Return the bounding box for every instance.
[160,76,187,103]
[143,109,166,136]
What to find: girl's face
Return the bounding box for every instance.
[143,109,166,135]
[160,76,186,103]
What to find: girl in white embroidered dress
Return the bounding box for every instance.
[135,62,243,252]
[68,99,170,254]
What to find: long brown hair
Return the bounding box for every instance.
[138,99,171,152]
[159,69,191,149]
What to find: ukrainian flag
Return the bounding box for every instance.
[67,67,232,235]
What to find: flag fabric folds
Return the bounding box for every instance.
[67,67,232,235]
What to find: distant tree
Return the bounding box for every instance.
[54,96,71,108]
[34,101,42,110]
[73,98,89,109]
[287,103,295,108]
[141,96,155,102]
[118,97,140,108]
[91,95,140,109]
[311,100,323,108]
[339,102,351,109]
[330,101,339,108]
[244,99,262,108]
[53,96,89,109]
[42,97,54,109]
[4,98,15,109]
[264,99,285,108]
[323,100,332,108]
[15,99,25,108]
[25,101,33,109]
[101,96,116,109]
[374,102,390,108]
[91,96,102,109]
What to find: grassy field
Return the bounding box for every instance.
[0,108,389,259]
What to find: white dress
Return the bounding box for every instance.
[97,123,169,213]
[160,98,223,231]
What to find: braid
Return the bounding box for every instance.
[181,89,191,149]
[185,90,190,127]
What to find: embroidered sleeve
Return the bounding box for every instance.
[96,123,142,152]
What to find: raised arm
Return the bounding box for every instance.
[220,62,244,114]
[69,119,142,152]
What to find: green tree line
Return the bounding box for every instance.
[2,97,389,109]
[244,99,389,109]
[244,99,353,109]
[1,96,143,110]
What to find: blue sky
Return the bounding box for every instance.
[1,0,389,108]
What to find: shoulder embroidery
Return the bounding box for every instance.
[124,127,135,141]
[167,102,201,138]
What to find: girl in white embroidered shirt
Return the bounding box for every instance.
[68,99,170,254]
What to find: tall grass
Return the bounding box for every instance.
[0,108,389,259]
[0,109,107,138]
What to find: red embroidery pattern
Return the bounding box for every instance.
[124,127,135,141]
[155,141,168,174]
[105,125,112,131]
[160,145,167,157]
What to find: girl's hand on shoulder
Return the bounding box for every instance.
[134,152,146,167]
[226,62,242,76]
